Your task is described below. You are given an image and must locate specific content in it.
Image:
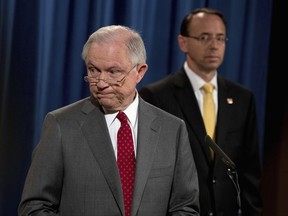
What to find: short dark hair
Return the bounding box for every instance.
[180,8,227,36]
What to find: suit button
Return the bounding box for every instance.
[208,211,214,216]
[212,179,216,184]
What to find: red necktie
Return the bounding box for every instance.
[117,111,135,216]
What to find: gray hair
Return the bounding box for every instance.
[81,25,146,65]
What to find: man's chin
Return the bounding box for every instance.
[97,98,114,109]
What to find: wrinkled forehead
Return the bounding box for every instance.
[86,42,131,67]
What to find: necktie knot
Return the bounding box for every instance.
[117,111,128,124]
[202,83,214,94]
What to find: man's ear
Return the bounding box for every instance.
[178,35,188,53]
[136,64,148,83]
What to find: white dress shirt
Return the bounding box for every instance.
[105,92,139,159]
[184,61,218,119]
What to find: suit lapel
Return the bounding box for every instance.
[81,100,125,215]
[215,77,231,157]
[174,71,212,163]
[130,99,160,216]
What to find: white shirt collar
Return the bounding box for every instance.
[105,92,139,128]
[184,61,218,91]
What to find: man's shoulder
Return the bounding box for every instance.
[48,97,93,117]
[143,73,176,88]
[139,70,187,94]
[218,76,254,95]
[139,97,184,123]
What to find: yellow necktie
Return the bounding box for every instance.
[202,83,215,158]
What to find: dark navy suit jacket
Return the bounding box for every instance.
[139,68,262,216]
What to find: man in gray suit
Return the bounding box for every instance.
[18,25,200,216]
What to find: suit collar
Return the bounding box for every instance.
[174,73,235,164]
[172,70,212,162]
[81,100,125,214]
[215,77,232,151]
[80,98,162,216]
[130,98,161,215]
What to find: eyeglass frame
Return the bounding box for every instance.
[183,33,228,45]
[84,64,138,86]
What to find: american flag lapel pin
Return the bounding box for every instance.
[227,98,233,104]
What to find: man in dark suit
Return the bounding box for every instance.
[139,8,262,216]
[18,25,200,216]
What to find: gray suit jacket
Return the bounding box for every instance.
[18,96,199,216]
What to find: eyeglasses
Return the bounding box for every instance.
[84,64,138,86]
[185,34,228,45]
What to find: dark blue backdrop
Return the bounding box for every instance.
[0,0,274,215]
